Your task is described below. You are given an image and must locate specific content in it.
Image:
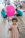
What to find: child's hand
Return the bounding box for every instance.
[18,29,20,34]
[9,28,12,31]
[9,25,12,31]
[9,27,12,31]
[14,11,18,15]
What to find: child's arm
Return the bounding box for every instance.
[9,25,12,31]
[17,27,20,33]
[14,11,18,16]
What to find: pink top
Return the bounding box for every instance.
[6,5,17,17]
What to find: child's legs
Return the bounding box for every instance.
[7,16,13,22]
[2,15,7,24]
[2,18,7,25]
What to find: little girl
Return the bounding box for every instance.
[9,17,20,38]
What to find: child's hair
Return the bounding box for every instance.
[12,18,18,22]
[16,8,17,11]
[2,8,4,11]
[19,5,22,9]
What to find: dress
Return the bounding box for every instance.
[9,25,19,38]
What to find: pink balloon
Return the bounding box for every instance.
[6,5,15,17]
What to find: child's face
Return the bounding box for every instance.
[13,20,17,25]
